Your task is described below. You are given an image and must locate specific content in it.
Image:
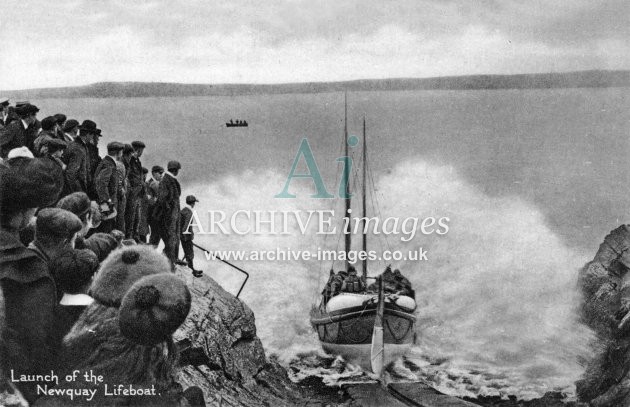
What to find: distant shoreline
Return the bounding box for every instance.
[2,69,629,99]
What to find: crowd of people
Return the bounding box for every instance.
[0,99,207,406]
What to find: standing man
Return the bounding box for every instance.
[61,119,79,143]
[156,160,183,267]
[86,129,102,200]
[125,141,145,240]
[93,142,124,233]
[63,120,97,194]
[0,103,39,158]
[147,165,164,246]
[0,98,16,128]
[180,195,202,277]
[53,114,66,139]
[33,116,58,156]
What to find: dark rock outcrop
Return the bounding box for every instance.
[576,225,630,406]
[172,268,347,407]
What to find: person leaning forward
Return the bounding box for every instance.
[93,142,124,233]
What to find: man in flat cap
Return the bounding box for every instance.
[147,165,164,246]
[61,119,79,143]
[28,208,83,266]
[63,119,97,195]
[33,116,58,157]
[53,113,66,139]
[0,157,63,402]
[86,129,102,196]
[93,142,124,233]
[0,98,17,129]
[0,103,39,158]
[180,195,202,277]
[125,140,145,241]
[155,160,183,267]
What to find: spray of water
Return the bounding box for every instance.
[186,159,594,399]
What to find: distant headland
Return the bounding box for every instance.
[2,70,629,99]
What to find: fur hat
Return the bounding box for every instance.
[41,116,57,131]
[0,157,62,212]
[51,248,99,294]
[90,245,171,307]
[56,192,91,219]
[84,232,119,262]
[119,274,191,345]
[36,208,83,240]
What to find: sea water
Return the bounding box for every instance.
[39,87,630,399]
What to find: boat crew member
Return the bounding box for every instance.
[330,269,348,297]
[156,160,183,268]
[93,142,124,233]
[180,195,203,277]
[321,269,335,304]
[341,265,365,293]
[393,269,414,298]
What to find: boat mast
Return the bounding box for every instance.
[361,116,367,282]
[344,92,351,271]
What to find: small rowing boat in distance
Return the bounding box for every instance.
[226,119,248,127]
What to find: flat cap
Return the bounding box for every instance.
[63,119,79,132]
[185,195,199,205]
[44,138,68,152]
[15,101,30,107]
[131,141,145,149]
[15,103,39,117]
[167,160,181,171]
[151,165,164,173]
[36,208,83,239]
[107,142,124,153]
[142,167,148,174]
[54,113,66,124]
[41,116,57,131]
[56,191,91,218]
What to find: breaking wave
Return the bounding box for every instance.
[186,158,594,400]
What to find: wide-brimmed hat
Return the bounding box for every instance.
[78,119,100,134]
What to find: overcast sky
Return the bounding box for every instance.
[0,0,628,90]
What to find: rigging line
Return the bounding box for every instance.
[368,164,394,255]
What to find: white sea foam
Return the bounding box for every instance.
[185,158,594,400]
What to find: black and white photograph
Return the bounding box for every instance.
[1,1,629,406]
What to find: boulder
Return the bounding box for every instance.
[172,268,347,407]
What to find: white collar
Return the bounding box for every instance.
[21,119,29,129]
[184,204,194,210]
[166,170,177,179]
[64,132,74,141]
[60,293,94,306]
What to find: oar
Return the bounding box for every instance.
[370,275,385,377]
